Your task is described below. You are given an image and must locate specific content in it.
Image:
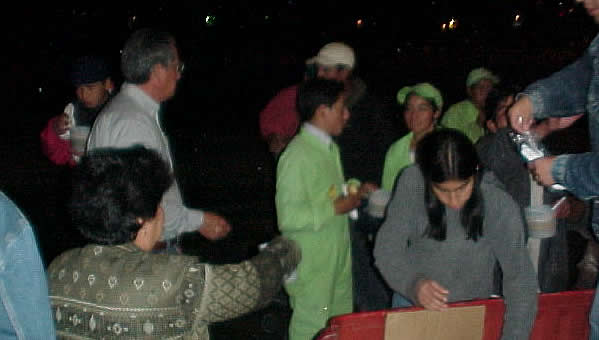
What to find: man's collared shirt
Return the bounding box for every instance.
[87,83,204,240]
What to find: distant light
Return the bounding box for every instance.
[441,23,447,31]
[205,15,216,26]
[119,49,123,54]
[513,13,522,27]
[132,16,136,22]
[569,8,574,13]
[265,15,270,20]
[448,18,458,30]
[356,19,363,28]
[38,87,43,93]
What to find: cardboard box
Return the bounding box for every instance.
[384,305,485,340]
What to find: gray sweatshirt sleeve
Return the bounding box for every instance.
[374,165,428,302]
[483,178,538,340]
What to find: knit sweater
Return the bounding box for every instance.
[374,165,537,340]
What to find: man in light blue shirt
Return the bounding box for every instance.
[87,28,231,249]
[0,191,55,339]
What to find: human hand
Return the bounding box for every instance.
[267,133,291,156]
[198,212,231,240]
[533,115,585,139]
[358,182,378,198]
[546,114,584,132]
[552,197,571,219]
[71,148,84,157]
[529,156,556,187]
[334,193,361,215]
[53,113,72,135]
[507,95,534,133]
[415,279,449,311]
[261,236,302,275]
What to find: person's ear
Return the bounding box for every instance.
[149,64,166,83]
[467,86,473,98]
[338,68,351,82]
[315,104,329,119]
[103,78,115,93]
[433,109,441,121]
[486,120,497,133]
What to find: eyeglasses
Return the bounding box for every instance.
[176,62,185,74]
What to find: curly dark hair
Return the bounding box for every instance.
[70,146,173,245]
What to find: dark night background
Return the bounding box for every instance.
[2,1,598,338]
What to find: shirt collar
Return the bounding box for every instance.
[121,83,161,115]
[303,122,332,146]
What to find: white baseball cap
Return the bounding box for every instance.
[306,42,355,69]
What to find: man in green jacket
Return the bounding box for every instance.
[276,79,375,340]
[441,67,499,143]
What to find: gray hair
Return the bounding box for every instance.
[121,28,176,84]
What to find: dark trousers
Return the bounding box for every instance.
[349,212,392,312]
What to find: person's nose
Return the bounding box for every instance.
[446,193,461,209]
[80,88,91,103]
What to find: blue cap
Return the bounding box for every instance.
[69,56,111,87]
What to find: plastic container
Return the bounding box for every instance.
[367,189,391,218]
[70,126,91,154]
[524,204,556,239]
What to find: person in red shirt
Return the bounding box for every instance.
[259,43,356,157]
[40,56,114,166]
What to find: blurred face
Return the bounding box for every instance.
[317,65,351,83]
[321,95,350,136]
[432,176,474,210]
[469,79,494,109]
[146,206,164,246]
[578,0,599,23]
[157,44,183,101]
[75,79,111,109]
[404,94,439,135]
[493,95,514,129]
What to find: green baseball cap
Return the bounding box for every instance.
[466,67,499,88]
[397,83,443,111]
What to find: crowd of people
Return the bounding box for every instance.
[260,37,593,339]
[3,0,599,338]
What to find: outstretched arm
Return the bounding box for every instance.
[194,237,300,323]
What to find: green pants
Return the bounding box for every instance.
[284,230,353,340]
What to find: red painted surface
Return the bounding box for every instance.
[316,289,595,340]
